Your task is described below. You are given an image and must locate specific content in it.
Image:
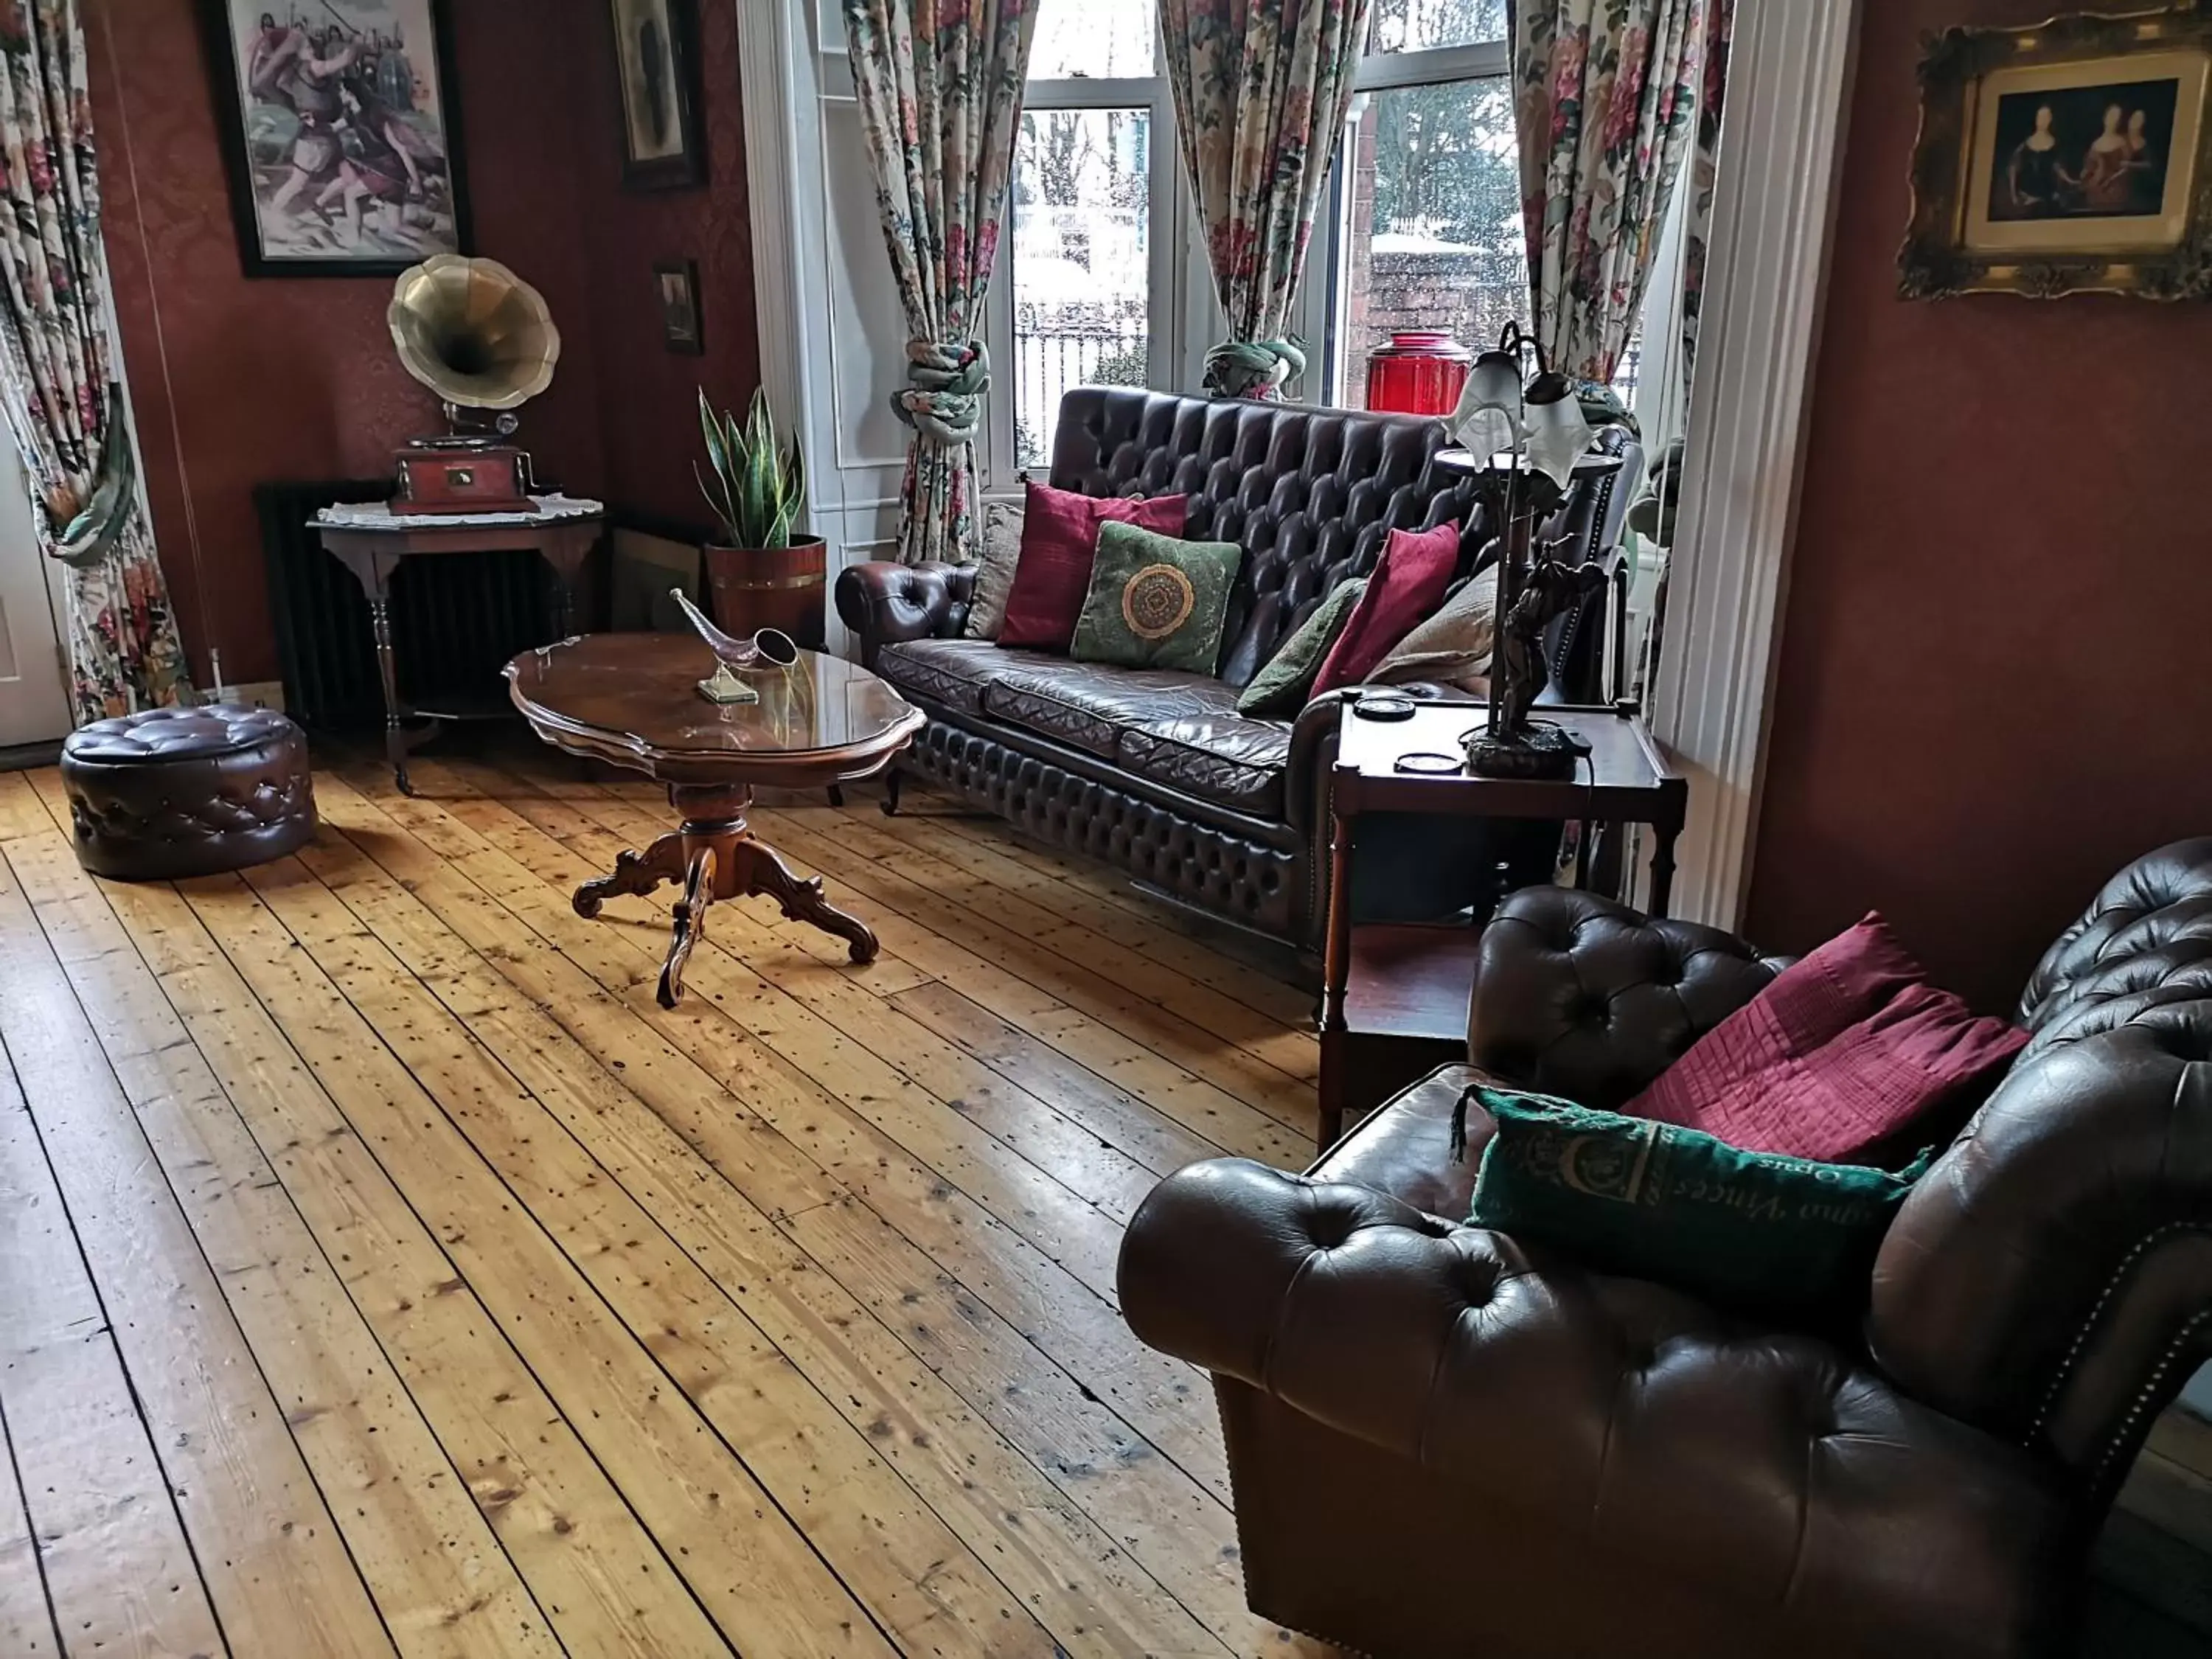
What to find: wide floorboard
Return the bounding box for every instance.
[0,746,1332,1659]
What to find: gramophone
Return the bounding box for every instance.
[386,254,562,515]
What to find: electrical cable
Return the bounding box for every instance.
[94,0,221,697]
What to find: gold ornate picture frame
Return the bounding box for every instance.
[1900,3,2212,298]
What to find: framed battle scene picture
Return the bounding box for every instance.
[1902,4,2212,298]
[201,0,470,277]
[655,260,703,354]
[610,0,706,189]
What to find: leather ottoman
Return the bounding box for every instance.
[60,705,318,880]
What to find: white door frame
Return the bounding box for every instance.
[1644,0,1864,930]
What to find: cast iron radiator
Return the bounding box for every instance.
[256,479,557,729]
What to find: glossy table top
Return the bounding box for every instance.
[505,634,921,784]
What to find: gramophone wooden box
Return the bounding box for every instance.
[391,444,536,515]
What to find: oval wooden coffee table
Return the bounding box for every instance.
[505,633,925,1008]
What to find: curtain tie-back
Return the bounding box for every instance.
[1203,337,1307,400]
[891,337,990,446]
[48,400,139,570]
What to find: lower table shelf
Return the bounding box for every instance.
[1325,922,1483,1149]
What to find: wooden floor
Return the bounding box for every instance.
[0,743,1335,1659]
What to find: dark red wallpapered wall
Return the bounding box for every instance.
[570,0,763,533]
[1742,0,2212,1011]
[91,0,758,686]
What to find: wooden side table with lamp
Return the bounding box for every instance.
[1318,695,1686,1152]
[1316,324,1689,1151]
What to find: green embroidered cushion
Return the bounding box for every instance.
[1069,521,1240,674]
[1464,1086,1930,1321]
[1236,578,1368,717]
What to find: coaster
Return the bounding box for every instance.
[1352,692,1417,722]
[1393,751,1461,775]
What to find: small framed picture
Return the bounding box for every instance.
[199,0,471,276]
[1901,4,2212,299]
[610,0,706,190]
[655,260,704,355]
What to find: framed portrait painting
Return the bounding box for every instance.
[201,0,471,277]
[610,0,706,189]
[1901,4,2212,298]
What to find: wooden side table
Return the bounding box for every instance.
[313,495,606,793]
[1317,698,1686,1152]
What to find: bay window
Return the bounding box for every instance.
[984,0,1177,481]
[981,0,1660,485]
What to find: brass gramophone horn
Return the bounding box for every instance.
[389,254,561,431]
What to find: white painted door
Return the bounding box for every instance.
[0,460,75,747]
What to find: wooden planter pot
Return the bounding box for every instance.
[703,535,827,650]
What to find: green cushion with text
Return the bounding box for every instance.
[1467,1087,1930,1321]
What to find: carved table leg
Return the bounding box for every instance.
[572,831,686,918]
[729,835,881,964]
[658,844,719,1009]
[578,783,886,1006]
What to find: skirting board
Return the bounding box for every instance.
[212,680,286,712]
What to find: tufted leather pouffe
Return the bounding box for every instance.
[60,705,317,880]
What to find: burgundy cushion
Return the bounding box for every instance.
[1624,914,2029,1163]
[998,481,1188,652]
[1311,521,1459,695]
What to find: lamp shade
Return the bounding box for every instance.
[1366,330,1472,416]
[1522,369,1593,489]
[1450,344,1526,459]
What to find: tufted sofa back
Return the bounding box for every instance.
[1049,389,1481,687]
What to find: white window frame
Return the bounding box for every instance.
[981,39,1185,490]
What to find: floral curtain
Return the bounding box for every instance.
[1512,0,1726,389]
[843,0,1038,566]
[1675,0,1729,394]
[1159,0,1370,400]
[0,0,189,721]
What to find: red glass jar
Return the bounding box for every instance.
[1365,330,1473,416]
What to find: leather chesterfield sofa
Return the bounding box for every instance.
[835,389,1641,952]
[1119,841,2212,1658]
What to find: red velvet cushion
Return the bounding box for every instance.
[1624,914,2028,1163]
[998,482,1189,651]
[1311,521,1461,695]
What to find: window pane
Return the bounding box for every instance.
[1029,0,1155,80]
[1012,108,1151,471]
[1338,77,1524,408]
[1368,0,1509,53]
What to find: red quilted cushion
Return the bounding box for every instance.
[1624,913,2028,1163]
[1311,521,1460,695]
[998,482,1188,652]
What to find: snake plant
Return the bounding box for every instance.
[697,387,807,549]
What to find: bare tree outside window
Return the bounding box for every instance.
[1009,1,1158,470]
[1340,73,1525,406]
[1012,102,1152,468]
[1367,0,1509,54]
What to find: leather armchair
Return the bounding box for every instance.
[1119,844,2212,1658]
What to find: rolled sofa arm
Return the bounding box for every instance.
[1119,1158,2073,1651]
[1467,886,1792,1109]
[833,559,975,669]
[1119,1154,1841,1478]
